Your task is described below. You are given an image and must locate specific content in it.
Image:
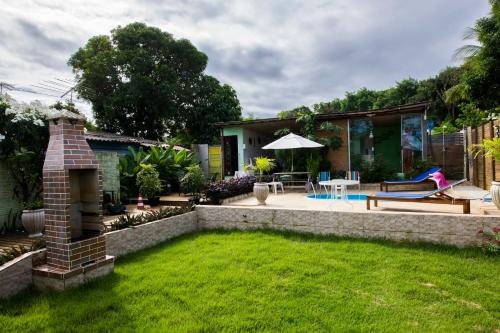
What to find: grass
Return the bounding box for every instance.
[1,230,499,332]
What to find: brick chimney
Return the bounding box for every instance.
[33,111,114,290]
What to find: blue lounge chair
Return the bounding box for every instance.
[380,167,441,191]
[367,179,470,214]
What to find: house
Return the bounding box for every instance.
[216,102,430,177]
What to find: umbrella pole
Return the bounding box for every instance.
[291,149,294,172]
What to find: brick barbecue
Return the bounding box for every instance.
[33,111,114,290]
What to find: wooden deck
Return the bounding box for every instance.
[0,233,37,254]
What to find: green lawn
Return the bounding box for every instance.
[1,230,499,332]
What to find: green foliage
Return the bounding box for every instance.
[306,154,320,178]
[22,200,44,210]
[119,145,196,197]
[111,206,190,230]
[432,119,459,134]
[69,22,241,143]
[455,103,489,128]
[1,230,499,331]
[0,209,21,234]
[351,154,397,183]
[0,95,49,203]
[253,157,276,182]
[180,165,206,198]
[273,128,290,137]
[136,168,162,198]
[404,159,437,179]
[471,137,500,162]
[478,227,499,256]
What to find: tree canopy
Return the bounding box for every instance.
[69,22,241,143]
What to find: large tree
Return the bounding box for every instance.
[69,22,241,142]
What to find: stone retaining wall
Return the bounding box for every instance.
[106,211,198,257]
[197,206,496,247]
[0,249,46,299]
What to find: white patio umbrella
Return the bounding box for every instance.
[262,132,323,171]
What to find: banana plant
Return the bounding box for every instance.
[118,145,196,197]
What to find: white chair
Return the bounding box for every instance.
[346,170,361,190]
[267,175,284,195]
[267,181,284,195]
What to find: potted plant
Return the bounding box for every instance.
[252,157,276,205]
[473,137,500,209]
[21,200,44,238]
[136,166,163,207]
[180,164,206,204]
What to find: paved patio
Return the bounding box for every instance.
[226,188,497,216]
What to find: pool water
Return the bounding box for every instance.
[306,194,367,201]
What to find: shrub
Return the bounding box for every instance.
[478,228,499,256]
[351,154,397,183]
[119,146,196,197]
[180,165,206,199]
[0,95,50,203]
[253,157,276,182]
[205,176,257,204]
[22,200,44,210]
[136,167,163,198]
[405,159,437,179]
[111,206,192,230]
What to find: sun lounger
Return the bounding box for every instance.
[367,179,470,214]
[379,167,441,191]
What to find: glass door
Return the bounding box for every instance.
[401,114,423,172]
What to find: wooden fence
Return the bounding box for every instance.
[465,120,500,190]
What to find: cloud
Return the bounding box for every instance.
[0,0,491,118]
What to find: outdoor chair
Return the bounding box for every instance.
[346,170,361,190]
[379,167,441,192]
[267,176,285,195]
[317,171,330,192]
[366,179,470,214]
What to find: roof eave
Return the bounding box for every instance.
[215,101,430,128]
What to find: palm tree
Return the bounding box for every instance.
[453,27,482,60]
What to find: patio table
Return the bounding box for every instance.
[319,179,359,200]
[273,172,312,191]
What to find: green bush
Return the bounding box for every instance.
[351,154,397,183]
[180,165,206,199]
[136,168,163,198]
[22,200,44,210]
[111,206,191,230]
[405,159,437,179]
[119,146,196,197]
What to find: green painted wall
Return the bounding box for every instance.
[0,162,22,229]
[95,151,121,201]
[374,123,401,172]
[222,128,244,171]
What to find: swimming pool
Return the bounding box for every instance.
[306,194,367,200]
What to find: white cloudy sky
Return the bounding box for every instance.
[0,0,490,118]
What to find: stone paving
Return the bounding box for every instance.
[226,189,496,216]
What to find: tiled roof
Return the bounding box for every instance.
[84,131,185,151]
